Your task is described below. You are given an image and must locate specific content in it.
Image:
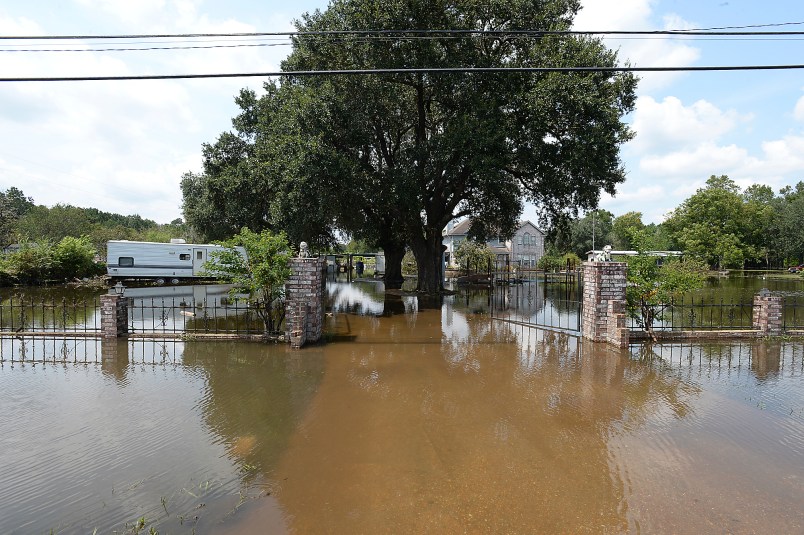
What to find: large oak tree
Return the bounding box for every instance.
[183,0,636,293]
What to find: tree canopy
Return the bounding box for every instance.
[182,0,637,293]
[664,175,750,269]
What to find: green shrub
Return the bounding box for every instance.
[52,236,99,280]
[0,241,55,285]
[454,240,495,273]
[0,236,101,285]
[537,254,563,272]
[561,252,582,270]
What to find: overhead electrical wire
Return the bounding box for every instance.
[3,35,804,53]
[3,64,804,83]
[4,26,804,41]
[2,23,803,82]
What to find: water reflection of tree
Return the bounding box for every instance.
[326,281,386,316]
[180,342,325,483]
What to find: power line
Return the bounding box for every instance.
[0,42,291,53]
[4,34,804,53]
[4,27,804,41]
[684,21,804,31]
[3,64,804,82]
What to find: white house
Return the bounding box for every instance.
[442,219,546,268]
[511,220,546,268]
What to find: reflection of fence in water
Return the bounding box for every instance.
[0,337,187,365]
[0,296,100,333]
[628,341,804,380]
[491,280,582,333]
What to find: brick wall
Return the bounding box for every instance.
[285,257,327,348]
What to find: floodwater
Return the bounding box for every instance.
[0,280,802,534]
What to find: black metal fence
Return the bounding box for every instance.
[0,296,101,333]
[128,296,283,336]
[0,295,285,337]
[784,296,804,330]
[627,296,755,331]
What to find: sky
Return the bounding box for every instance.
[1,0,803,227]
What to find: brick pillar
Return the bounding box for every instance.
[285,257,327,348]
[606,300,629,348]
[582,261,628,347]
[100,294,128,339]
[753,289,783,335]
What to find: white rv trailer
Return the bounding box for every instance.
[106,239,246,284]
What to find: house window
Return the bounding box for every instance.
[517,235,522,246]
[179,254,190,261]
[118,256,134,267]
[523,232,531,246]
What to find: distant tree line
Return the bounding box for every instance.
[545,175,804,270]
[0,187,195,285]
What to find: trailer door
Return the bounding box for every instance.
[192,248,207,275]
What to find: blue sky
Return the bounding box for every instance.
[1,0,803,227]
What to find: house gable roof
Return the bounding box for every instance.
[443,218,472,237]
[516,220,545,235]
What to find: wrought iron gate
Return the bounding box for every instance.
[490,259,583,334]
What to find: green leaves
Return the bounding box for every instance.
[665,175,773,269]
[454,239,495,272]
[205,228,292,334]
[626,231,705,337]
[184,0,636,292]
[0,236,101,284]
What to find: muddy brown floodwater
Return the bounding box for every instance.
[0,283,802,534]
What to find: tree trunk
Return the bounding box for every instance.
[412,228,446,294]
[381,242,405,290]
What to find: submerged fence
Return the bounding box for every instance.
[784,295,804,330]
[0,296,101,334]
[627,296,756,331]
[0,294,285,338]
[128,296,282,336]
[0,336,187,366]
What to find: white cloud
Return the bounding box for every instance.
[630,96,747,153]
[794,95,804,122]
[573,0,700,91]
[72,0,168,25]
[0,1,293,222]
[0,14,42,35]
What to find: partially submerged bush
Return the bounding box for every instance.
[0,236,102,285]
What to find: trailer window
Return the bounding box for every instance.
[118,257,134,267]
[179,254,190,261]
[197,251,204,260]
